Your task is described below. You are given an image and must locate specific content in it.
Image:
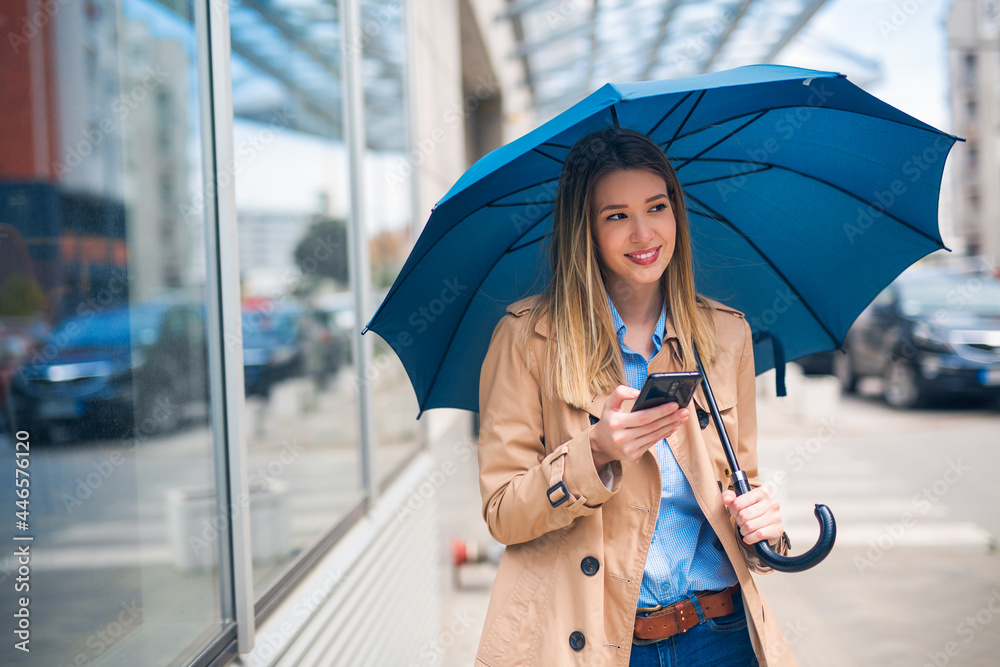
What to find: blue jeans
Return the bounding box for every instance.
[629,588,759,667]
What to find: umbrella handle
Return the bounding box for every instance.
[730,470,837,573]
[693,346,836,573]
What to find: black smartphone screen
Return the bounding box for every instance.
[631,371,702,412]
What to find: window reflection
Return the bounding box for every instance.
[0,1,224,665]
[362,0,421,481]
[227,1,364,596]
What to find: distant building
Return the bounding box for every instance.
[236,209,311,290]
[946,0,1000,259]
[0,5,193,310]
[119,19,193,299]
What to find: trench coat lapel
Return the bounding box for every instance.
[580,303,687,421]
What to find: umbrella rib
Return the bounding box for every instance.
[679,157,944,247]
[675,112,767,170]
[532,147,565,164]
[416,209,554,413]
[611,104,620,128]
[646,91,694,139]
[492,176,560,202]
[667,105,956,147]
[373,176,561,314]
[664,90,706,152]
[508,230,552,253]
[682,165,772,186]
[683,191,840,348]
[489,200,555,208]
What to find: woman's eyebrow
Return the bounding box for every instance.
[597,193,669,215]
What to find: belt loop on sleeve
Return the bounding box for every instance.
[546,448,569,507]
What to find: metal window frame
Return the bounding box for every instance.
[191,0,422,662]
[199,0,256,654]
[342,0,378,499]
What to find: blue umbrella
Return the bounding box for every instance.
[367,64,958,572]
[365,64,957,414]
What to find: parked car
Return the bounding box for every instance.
[241,304,342,396]
[835,269,1000,408]
[8,299,209,442]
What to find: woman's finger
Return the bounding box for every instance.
[625,400,680,427]
[735,499,772,526]
[618,413,687,460]
[628,407,688,439]
[738,510,780,536]
[741,521,785,545]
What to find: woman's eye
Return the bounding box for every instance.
[650,203,668,212]
[606,213,627,221]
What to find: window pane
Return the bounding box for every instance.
[226,0,365,597]
[362,1,421,482]
[0,1,226,664]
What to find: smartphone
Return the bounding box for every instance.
[631,371,702,412]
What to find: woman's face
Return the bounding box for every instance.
[591,168,676,298]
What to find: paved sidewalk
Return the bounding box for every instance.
[430,370,1000,666]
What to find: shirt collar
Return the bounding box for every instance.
[607,295,668,354]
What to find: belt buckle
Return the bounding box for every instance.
[633,603,665,646]
[635,603,663,616]
[632,635,661,646]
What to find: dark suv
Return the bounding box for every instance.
[835,269,1000,408]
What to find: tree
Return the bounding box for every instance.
[293,217,349,289]
[0,274,46,317]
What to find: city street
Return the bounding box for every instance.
[434,371,1000,666]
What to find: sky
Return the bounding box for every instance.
[779,0,952,133]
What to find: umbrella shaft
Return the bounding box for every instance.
[731,469,751,496]
[693,347,744,479]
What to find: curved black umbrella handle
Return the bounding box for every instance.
[754,505,837,573]
[730,471,836,572]
[694,346,836,574]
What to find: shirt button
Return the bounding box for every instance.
[569,631,586,651]
[580,556,600,576]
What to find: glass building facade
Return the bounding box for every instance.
[0,0,420,664]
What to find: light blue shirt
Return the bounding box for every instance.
[606,297,738,607]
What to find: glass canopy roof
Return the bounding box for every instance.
[156,1,858,150]
[506,0,833,120]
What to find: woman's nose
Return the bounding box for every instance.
[630,215,654,241]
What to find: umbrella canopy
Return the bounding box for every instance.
[365,64,957,414]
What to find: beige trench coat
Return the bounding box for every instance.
[474,296,797,667]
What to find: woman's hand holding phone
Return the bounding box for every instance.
[590,385,689,470]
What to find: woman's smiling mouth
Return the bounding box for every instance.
[625,246,661,265]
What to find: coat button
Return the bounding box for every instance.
[569,631,586,651]
[580,556,600,576]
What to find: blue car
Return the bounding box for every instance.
[241,306,327,397]
[8,299,208,442]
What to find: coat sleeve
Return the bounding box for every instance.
[731,316,791,571]
[477,314,621,546]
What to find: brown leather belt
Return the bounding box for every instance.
[633,584,740,644]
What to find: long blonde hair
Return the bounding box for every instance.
[523,127,719,409]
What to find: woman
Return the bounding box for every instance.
[474,128,795,666]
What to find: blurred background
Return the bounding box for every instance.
[0,0,996,665]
